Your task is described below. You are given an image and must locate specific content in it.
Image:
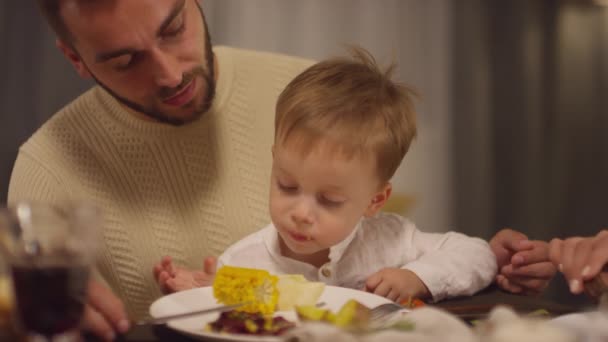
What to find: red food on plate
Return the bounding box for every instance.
[207,310,295,336]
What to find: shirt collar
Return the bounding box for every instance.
[263,219,362,265]
[328,218,362,263]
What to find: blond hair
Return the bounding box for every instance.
[275,46,417,183]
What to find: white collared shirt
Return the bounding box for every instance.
[217,212,497,301]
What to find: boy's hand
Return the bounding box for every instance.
[153,255,217,293]
[364,268,430,302]
[549,230,608,297]
[489,228,556,295]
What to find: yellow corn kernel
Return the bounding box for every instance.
[213,266,278,315]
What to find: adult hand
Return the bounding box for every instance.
[82,279,130,341]
[549,230,608,297]
[489,228,556,295]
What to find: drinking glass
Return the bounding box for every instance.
[0,201,101,342]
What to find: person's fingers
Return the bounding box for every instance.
[502,261,556,279]
[365,272,383,292]
[161,256,176,276]
[87,280,130,334]
[153,263,163,282]
[500,274,550,293]
[372,280,392,298]
[561,237,584,294]
[582,234,608,281]
[492,228,529,251]
[548,238,564,268]
[490,229,531,269]
[511,241,549,266]
[158,271,173,294]
[386,289,400,302]
[204,256,217,275]
[82,304,116,341]
[496,274,523,294]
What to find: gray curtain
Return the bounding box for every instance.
[0,2,92,203]
[454,0,608,305]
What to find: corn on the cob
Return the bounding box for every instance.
[213,266,279,315]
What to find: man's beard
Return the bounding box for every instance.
[93,3,216,126]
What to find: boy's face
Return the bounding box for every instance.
[269,139,388,257]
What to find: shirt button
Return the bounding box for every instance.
[321,268,331,277]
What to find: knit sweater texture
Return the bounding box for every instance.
[8,46,313,319]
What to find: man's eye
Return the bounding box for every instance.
[164,18,185,37]
[113,55,136,71]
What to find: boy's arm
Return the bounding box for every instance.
[400,227,498,302]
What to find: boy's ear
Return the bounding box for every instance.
[56,39,92,79]
[364,182,392,217]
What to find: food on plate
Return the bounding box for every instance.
[213,266,279,315]
[399,296,426,309]
[296,299,371,329]
[212,266,324,314]
[207,310,295,336]
[276,274,325,310]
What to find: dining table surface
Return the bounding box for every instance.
[83,284,583,342]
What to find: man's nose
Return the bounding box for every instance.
[151,49,182,88]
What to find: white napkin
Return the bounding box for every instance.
[550,310,608,342]
[282,307,476,342]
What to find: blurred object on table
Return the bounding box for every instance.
[0,201,102,342]
[381,193,416,215]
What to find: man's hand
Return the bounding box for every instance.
[153,255,217,293]
[364,268,430,302]
[549,230,608,297]
[82,279,130,341]
[489,228,556,295]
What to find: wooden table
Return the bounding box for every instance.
[102,285,582,342]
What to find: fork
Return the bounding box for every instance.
[369,302,408,322]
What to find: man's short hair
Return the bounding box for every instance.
[36,0,76,44]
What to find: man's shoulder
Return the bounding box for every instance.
[20,87,100,150]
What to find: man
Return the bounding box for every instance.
[10,0,312,339]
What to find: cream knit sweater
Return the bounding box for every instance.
[8,46,313,319]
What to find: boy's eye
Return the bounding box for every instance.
[318,196,344,208]
[277,181,298,193]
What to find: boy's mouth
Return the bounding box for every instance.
[288,231,311,242]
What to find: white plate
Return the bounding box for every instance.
[149,285,395,341]
[550,312,608,342]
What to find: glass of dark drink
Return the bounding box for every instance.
[0,202,101,342]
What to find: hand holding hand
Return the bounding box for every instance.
[549,230,608,297]
[364,268,430,303]
[82,279,130,341]
[490,228,556,295]
[153,255,217,293]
